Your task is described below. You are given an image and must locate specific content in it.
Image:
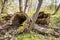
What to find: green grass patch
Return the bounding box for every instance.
[13,31,60,40]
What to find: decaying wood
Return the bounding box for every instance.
[33,24,60,37]
[36,11,50,25]
[0,12,27,29]
[0,12,28,40]
[16,23,60,37]
[0,12,60,39]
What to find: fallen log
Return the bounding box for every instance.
[33,24,60,37]
[14,23,60,38]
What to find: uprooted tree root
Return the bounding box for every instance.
[0,12,60,40]
[0,12,27,40]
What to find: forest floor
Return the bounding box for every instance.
[0,13,60,40]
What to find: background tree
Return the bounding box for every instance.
[53,4,60,15]
[19,0,23,12]
[1,0,8,14]
[24,0,28,13]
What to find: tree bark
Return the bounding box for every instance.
[33,24,60,37]
[29,0,43,30]
[24,0,28,13]
[1,0,8,14]
[19,0,23,12]
[32,0,43,22]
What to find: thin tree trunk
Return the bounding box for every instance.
[19,0,23,12]
[24,0,28,13]
[29,0,43,30]
[1,0,8,14]
[32,0,43,22]
[52,4,60,15]
[28,0,32,14]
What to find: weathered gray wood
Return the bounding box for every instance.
[33,24,60,37]
[29,0,43,30]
